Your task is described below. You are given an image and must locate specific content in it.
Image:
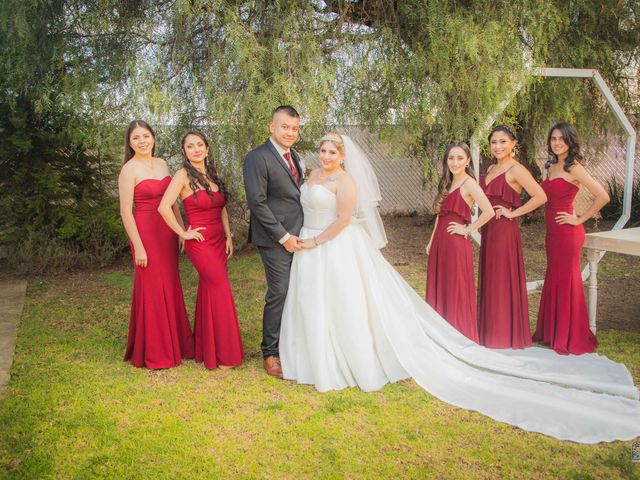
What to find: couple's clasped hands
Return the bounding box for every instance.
[283,235,303,253]
[283,235,319,253]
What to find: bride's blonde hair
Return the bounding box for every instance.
[319,131,345,157]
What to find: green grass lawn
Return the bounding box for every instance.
[1,251,639,479]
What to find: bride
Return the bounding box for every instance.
[279,131,640,444]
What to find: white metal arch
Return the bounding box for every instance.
[469,67,637,290]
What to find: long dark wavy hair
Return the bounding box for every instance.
[487,124,543,185]
[124,120,156,164]
[545,122,583,173]
[181,131,227,199]
[433,141,475,213]
[487,125,518,164]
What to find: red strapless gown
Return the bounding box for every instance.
[426,188,479,342]
[533,178,598,354]
[478,172,531,348]
[183,191,244,369]
[124,177,195,368]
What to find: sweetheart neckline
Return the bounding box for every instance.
[303,183,337,198]
[134,175,170,188]
[182,189,222,202]
[544,177,579,189]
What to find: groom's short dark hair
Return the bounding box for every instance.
[272,105,300,119]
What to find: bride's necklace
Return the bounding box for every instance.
[319,169,341,181]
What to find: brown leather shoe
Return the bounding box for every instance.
[263,356,283,379]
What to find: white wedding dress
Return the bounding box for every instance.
[280,182,640,444]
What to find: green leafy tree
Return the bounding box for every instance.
[2,0,638,272]
[323,0,639,168]
[0,1,144,272]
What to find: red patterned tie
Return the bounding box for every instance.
[283,151,299,185]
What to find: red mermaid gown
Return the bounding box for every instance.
[478,171,531,348]
[183,190,244,369]
[125,177,195,368]
[533,178,598,354]
[426,187,479,342]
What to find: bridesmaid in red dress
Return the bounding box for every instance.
[159,131,244,370]
[426,142,494,342]
[534,123,609,354]
[118,120,195,368]
[478,126,547,348]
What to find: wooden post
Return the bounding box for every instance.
[586,248,600,334]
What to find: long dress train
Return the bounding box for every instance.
[280,182,640,444]
[534,178,598,354]
[124,177,194,368]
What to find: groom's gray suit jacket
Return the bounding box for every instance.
[243,140,304,247]
[243,139,305,357]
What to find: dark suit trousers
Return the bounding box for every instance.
[258,245,294,358]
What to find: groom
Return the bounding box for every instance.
[243,105,304,378]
